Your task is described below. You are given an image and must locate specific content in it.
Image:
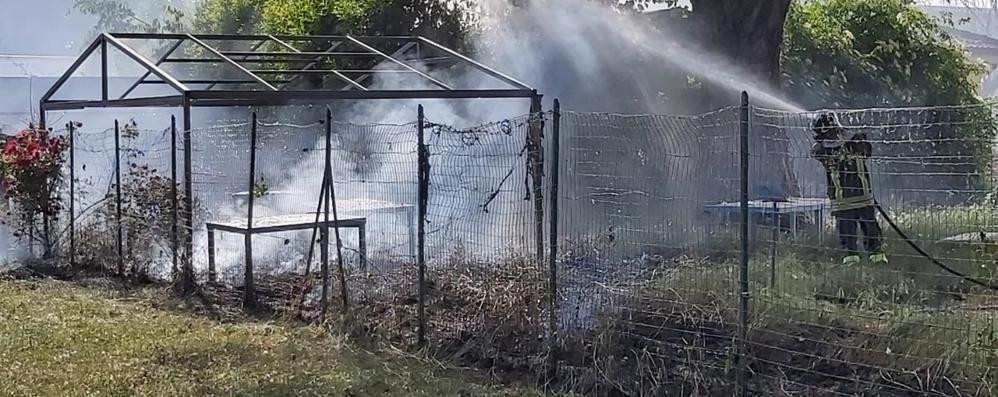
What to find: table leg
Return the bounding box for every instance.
[358,224,367,270]
[791,209,798,237]
[407,206,416,260]
[817,208,824,244]
[207,227,216,283]
[770,204,778,289]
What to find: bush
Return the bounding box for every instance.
[0,127,68,256]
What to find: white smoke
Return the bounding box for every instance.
[192,0,806,282]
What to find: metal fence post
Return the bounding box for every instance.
[737,91,751,396]
[114,119,124,275]
[68,121,76,268]
[417,104,429,347]
[244,112,258,309]
[546,99,561,381]
[528,94,547,358]
[170,115,179,281]
[529,95,545,270]
[181,98,195,293]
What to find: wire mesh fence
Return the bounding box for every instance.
[419,112,546,368]
[742,104,998,396]
[49,96,998,395]
[555,108,745,395]
[66,117,177,278]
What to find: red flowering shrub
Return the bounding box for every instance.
[0,128,68,247]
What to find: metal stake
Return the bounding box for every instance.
[737,91,751,396]
[320,110,331,317]
[326,108,348,312]
[546,99,561,381]
[114,119,124,275]
[68,121,76,268]
[244,112,258,309]
[417,104,429,347]
[170,116,179,280]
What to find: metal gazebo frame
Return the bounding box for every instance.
[39,32,544,292]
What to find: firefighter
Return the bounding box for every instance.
[811,112,888,265]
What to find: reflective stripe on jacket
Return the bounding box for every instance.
[811,134,874,213]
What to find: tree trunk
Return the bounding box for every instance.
[691,0,799,198]
[691,0,792,109]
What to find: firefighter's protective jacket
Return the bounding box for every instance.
[811,133,874,214]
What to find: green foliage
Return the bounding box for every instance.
[192,0,264,34]
[194,0,473,48]
[73,0,185,40]
[259,0,376,35]
[782,0,986,108]
[252,177,269,198]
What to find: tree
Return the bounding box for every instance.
[72,0,186,40]
[620,0,793,109]
[195,0,473,49]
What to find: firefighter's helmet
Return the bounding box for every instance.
[812,112,843,133]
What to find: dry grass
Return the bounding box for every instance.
[349,252,549,376]
[0,276,555,397]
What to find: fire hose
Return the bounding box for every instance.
[874,200,998,291]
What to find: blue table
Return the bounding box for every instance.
[703,197,830,241]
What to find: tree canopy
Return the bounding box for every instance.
[193,0,473,49]
[782,0,987,109]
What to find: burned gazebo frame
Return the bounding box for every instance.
[39,32,544,293]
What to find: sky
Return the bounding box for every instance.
[0,0,95,55]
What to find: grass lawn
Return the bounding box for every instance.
[0,277,549,397]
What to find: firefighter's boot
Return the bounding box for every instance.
[869,252,888,264]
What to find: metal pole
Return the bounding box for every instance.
[38,103,46,132]
[528,94,545,332]
[182,98,195,293]
[170,115,178,280]
[207,227,215,282]
[244,112,258,309]
[546,99,561,381]
[320,109,332,318]
[417,104,428,347]
[114,119,124,275]
[326,108,349,312]
[68,121,76,268]
[529,94,544,270]
[737,91,751,396]
[101,38,108,103]
[300,172,329,303]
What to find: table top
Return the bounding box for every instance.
[228,197,411,211]
[206,213,366,234]
[704,197,830,213]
